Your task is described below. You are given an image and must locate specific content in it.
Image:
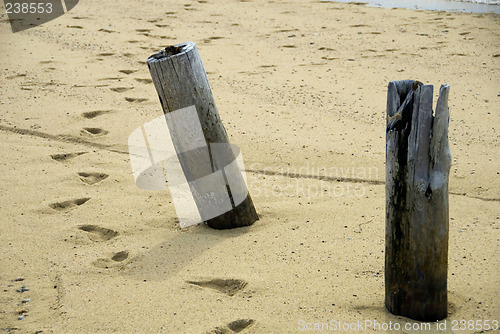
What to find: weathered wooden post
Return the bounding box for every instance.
[385,80,451,321]
[147,42,259,229]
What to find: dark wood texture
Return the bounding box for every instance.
[147,42,258,229]
[385,80,451,321]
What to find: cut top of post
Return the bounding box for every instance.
[148,42,196,62]
[146,41,212,116]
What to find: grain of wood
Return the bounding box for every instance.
[385,80,451,321]
[147,42,258,229]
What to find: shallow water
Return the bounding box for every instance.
[331,0,500,14]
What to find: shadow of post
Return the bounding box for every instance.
[122,223,252,282]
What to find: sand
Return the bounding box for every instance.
[0,0,499,333]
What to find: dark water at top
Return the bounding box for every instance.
[332,0,500,14]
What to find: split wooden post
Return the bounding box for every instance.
[385,80,451,321]
[147,42,259,229]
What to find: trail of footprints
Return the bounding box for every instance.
[77,223,126,268]
[49,153,124,267]
[187,278,256,333]
[50,164,255,329]
[46,55,154,270]
[48,99,127,270]
[46,39,255,331]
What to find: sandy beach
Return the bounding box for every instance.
[0,0,499,332]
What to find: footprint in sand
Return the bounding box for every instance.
[6,73,27,80]
[80,127,109,137]
[77,172,109,185]
[207,319,256,334]
[119,69,138,75]
[186,278,247,296]
[110,87,134,93]
[204,36,225,43]
[98,28,115,33]
[51,152,87,162]
[111,251,129,262]
[81,110,111,119]
[98,77,123,82]
[136,29,151,36]
[93,250,129,268]
[78,225,118,242]
[49,198,90,212]
[125,97,148,103]
[135,78,153,84]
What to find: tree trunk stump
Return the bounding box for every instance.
[147,42,258,229]
[385,80,451,321]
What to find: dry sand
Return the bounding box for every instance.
[0,0,499,333]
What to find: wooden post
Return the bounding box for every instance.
[385,80,451,321]
[147,42,259,229]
